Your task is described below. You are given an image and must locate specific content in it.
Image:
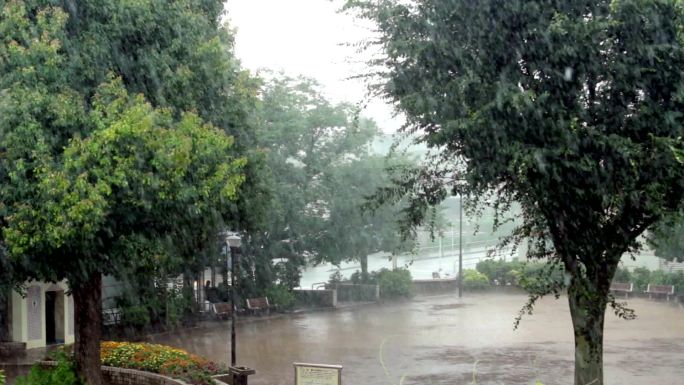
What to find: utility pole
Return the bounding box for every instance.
[230,246,237,366]
[458,194,463,298]
[223,232,242,367]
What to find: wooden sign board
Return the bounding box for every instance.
[293,363,342,385]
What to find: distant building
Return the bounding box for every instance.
[1,281,75,349]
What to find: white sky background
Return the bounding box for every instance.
[224,0,402,133]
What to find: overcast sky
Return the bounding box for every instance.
[224,0,401,133]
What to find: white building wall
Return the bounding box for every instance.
[10,281,75,349]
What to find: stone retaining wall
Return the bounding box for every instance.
[2,361,200,385]
[101,366,191,385]
[328,284,379,302]
[293,289,337,308]
[412,278,458,294]
[39,362,194,385]
[0,342,25,357]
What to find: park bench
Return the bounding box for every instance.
[246,297,271,315]
[610,282,633,298]
[212,302,233,320]
[102,308,122,326]
[646,284,676,301]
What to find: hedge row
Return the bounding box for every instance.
[475,259,684,294]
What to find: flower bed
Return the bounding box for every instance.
[101,342,225,385]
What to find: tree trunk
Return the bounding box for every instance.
[182,271,196,322]
[72,272,103,385]
[360,255,369,282]
[568,277,606,385]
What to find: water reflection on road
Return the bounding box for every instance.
[148,293,684,385]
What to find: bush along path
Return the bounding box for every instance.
[100,342,226,385]
[14,343,226,385]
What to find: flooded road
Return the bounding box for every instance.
[148,293,684,385]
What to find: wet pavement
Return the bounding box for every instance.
[147,293,684,385]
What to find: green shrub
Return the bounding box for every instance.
[462,269,489,289]
[101,341,224,385]
[377,268,412,299]
[1,369,5,385]
[671,271,684,294]
[476,259,523,285]
[165,288,189,326]
[631,267,651,291]
[349,270,375,284]
[328,271,343,284]
[476,259,567,290]
[215,283,232,302]
[649,269,670,285]
[649,269,684,291]
[473,261,682,295]
[264,285,295,311]
[613,267,684,293]
[121,304,151,328]
[505,269,523,285]
[518,262,566,293]
[613,267,632,283]
[15,352,81,385]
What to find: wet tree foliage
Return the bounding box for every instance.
[0,1,417,383]
[347,1,684,384]
[250,74,415,285]
[0,1,256,384]
[648,210,684,262]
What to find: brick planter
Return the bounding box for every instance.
[101,366,191,385]
[37,361,214,385]
[0,342,26,357]
[1,361,231,385]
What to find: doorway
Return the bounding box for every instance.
[45,291,65,345]
[0,290,10,341]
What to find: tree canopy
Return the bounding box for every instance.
[648,211,684,262]
[3,78,246,286]
[255,74,376,263]
[347,1,684,384]
[319,154,416,277]
[0,1,256,383]
[245,74,415,287]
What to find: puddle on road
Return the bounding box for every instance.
[431,303,469,311]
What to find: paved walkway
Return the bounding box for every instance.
[4,293,684,384]
[148,293,684,385]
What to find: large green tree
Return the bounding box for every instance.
[3,78,245,385]
[319,155,416,279]
[251,74,377,283]
[348,1,684,384]
[0,2,255,383]
[60,0,266,274]
[9,0,264,282]
[252,74,414,284]
[648,211,684,262]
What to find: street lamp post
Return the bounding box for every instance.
[458,194,463,298]
[224,232,242,367]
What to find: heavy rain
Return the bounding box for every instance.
[1,1,683,385]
